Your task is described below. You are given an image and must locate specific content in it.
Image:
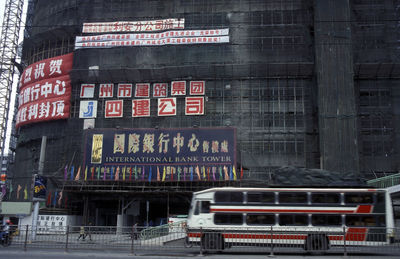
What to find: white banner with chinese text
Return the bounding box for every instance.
[75,36,229,49]
[82,18,185,33]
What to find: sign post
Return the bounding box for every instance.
[31,136,47,240]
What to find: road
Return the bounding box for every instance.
[1,247,400,259]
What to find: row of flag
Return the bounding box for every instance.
[4,184,29,201]
[46,190,67,208]
[64,165,244,182]
[9,184,67,208]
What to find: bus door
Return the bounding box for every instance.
[192,199,211,227]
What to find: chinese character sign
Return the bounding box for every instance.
[74,28,230,50]
[82,18,185,33]
[36,215,68,234]
[17,53,73,128]
[20,53,73,89]
[84,128,236,181]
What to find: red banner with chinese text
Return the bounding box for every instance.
[16,95,71,128]
[20,53,73,89]
[18,75,71,108]
[17,53,73,128]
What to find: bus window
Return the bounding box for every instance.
[374,192,386,213]
[344,193,374,204]
[214,213,243,225]
[279,214,308,226]
[194,201,200,215]
[311,214,342,226]
[279,192,308,204]
[201,201,210,213]
[345,215,384,227]
[215,191,244,203]
[246,214,275,225]
[311,193,340,204]
[247,192,275,204]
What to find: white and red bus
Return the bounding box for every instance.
[186,187,395,251]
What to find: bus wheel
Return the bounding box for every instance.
[305,234,329,251]
[203,233,224,251]
[184,236,193,248]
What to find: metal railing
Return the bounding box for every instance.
[4,225,400,256]
[140,220,185,240]
[367,172,400,188]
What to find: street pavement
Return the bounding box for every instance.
[1,247,400,259]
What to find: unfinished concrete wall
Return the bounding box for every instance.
[314,0,360,174]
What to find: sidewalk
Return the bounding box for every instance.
[1,247,400,259]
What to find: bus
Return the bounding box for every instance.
[186,187,395,251]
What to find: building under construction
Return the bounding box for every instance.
[5,0,400,226]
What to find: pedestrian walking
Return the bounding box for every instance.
[132,223,138,240]
[85,222,92,241]
[77,226,85,241]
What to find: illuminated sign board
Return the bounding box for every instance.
[83,128,236,181]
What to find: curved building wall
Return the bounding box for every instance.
[10,0,400,206]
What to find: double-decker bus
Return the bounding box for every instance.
[186,187,395,251]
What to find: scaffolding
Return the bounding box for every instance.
[8,0,400,206]
[0,0,24,163]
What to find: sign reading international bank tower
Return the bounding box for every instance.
[83,128,236,181]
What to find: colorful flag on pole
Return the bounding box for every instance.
[52,191,58,207]
[207,167,210,181]
[162,166,166,181]
[75,166,81,181]
[122,166,126,181]
[224,166,229,180]
[157,167,160,181]
[229,166,233,180]
[170,167,174,181]
[184,167,187,181]
[64,165,68,181]
[110,167,114,179]
[91,167,95,180]
[46,192,51,206]
[148,167,152,182]
[129,167,132,181]
[202,166,206,180]
[240,165,243,180]
[102,167,106,180]
[219,167,223,180]
[53,191,58,207]
[23,185,28,200]
[195,166,201,180]
[84,166,88,181]
[142,166,145,181]
[115,166,120,180]
[190,167,194,181]
[70,166,74,180]
[233,166,237,180]
[58,191,63,206]
[212,167,216,181]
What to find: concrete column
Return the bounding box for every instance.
[314,0,360,174]
[116,214,124,235]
